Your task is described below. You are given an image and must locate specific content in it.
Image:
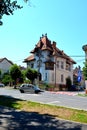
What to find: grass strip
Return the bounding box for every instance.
[78,93,87,97]
[0,95,87,124]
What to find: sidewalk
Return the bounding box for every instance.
[50,91,85,96]
[0,106,87,130]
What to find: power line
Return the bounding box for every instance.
[70,55,85,57]
[12,55,86,64]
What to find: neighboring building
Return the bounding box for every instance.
[0,57,13,75]
[73,66,81,86]
[19,65,26,71]
[73,66,85,88]
[24,34,76,89]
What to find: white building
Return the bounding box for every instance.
[24,34,76,89]
[0,57,13,75]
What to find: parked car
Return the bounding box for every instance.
[19,84,43,94]
[78,86,85,91]
[0,83,5,87]
[70,85,85,91]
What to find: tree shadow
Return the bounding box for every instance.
[0,106,86,130]
[0,96,87,130]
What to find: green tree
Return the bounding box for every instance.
[10,64,22,88]
[2,72,12,86]
[0,0,29,25]
[19,70,26,83]
[25,67,38,84]
[82,61,87,80]
[73,75,79,86]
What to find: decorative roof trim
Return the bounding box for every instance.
[25,34,76,64]
[24,55,35,62]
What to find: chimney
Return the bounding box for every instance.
[45,33,47,37]
[52,41,56,47]
[42,34,44,38]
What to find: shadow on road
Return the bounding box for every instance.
[0,106,86,130]
[0,95,86,130]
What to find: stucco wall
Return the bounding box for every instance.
[0,59,12,74]
[27,50,74,86]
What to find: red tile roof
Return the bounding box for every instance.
[24,55,35,62]
[30,35,53,53]
[24,34,76,64]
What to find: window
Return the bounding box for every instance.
[27,62,30,67]
[56,61,59,68]
[68,65,71,71]
[66,64,69,70]
[61,74,64,83]
[61,61,64,69]
[31,63,34,68]
[45,62,54,70]
[45,73,47,81]
[66,64,71,71]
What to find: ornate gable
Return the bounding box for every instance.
[24,34,76,64]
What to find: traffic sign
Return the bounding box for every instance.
[77,69,82,82]
[77,76,81,82]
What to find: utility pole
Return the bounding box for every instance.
[36,47,43,85]
[54,56,57,88]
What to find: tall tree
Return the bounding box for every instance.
[82,61,87,80]
[10,64,22,88]
[0,0,29,25]
[25,67,38,84]
[2,72,12,86]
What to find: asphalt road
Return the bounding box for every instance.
[0,87,87,130]
[0,87,87,111]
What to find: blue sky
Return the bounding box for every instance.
[0,0,87,68]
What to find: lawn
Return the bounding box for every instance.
[0,95,87,124]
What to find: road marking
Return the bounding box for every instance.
[46,101,60,104]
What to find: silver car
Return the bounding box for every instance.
[19,84,42,94]
[0,83,5,87]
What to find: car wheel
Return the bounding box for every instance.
[20,90,24,93]
[35,91,39,94]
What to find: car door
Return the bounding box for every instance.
[28,84,35,93]
[23,84,29,92]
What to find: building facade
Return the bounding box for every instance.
[0,57,13,75]
[24,34,76,89]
